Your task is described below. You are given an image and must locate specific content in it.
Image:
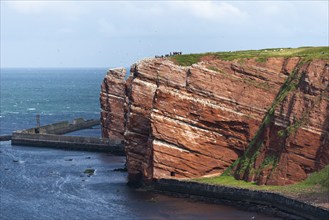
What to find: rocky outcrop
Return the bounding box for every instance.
[229,60,329,185]
[100,55,329,185]
[100,68,126,144]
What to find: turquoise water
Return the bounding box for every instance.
[0,68,107,134]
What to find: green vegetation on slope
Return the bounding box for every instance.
[171,46,329,66]
[196,164,329,194]
[224,66,302,180]
[303,165,329,189]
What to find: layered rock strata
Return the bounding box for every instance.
[100,68,126,144]
[101,57,329,185]
[230,60,329,185]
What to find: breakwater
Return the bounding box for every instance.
[11,132,124,155]
[22,118,100,135]
[10,118,124,155]
[152,179,329,220]
[0,135,12,141]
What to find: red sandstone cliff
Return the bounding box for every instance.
[100,68,126,144]
[100,50,329,185]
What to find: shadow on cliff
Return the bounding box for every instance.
[315,97,329,170]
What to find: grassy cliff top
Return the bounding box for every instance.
[171,46,329,66]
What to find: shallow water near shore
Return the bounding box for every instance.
[1,68,280,219]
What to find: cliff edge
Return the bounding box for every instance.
[100,47,329,186]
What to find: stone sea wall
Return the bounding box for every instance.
[22,118,100,135]
[11,132,124,154]
[11,118,124,154]
[153,179,329,220]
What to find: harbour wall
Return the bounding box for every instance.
[10,118,125,155]
[153,179,329,220]
[0,135,12,141]
[22,118,100,135]
[11,132,124,155]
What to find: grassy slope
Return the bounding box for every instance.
[196,164,329,200]
[171,46,329,66]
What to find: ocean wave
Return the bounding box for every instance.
[3,111,20,114]
[40,112,54,116]
[27,108,36,111]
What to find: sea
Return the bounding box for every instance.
[0,68,280,220]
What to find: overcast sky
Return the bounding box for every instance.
[1,0,328,68]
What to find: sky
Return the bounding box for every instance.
[1,0,328,68]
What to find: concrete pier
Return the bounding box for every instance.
[0,135,12,141]
[22,118,100,135]
[10,118,125,155]
[11,133,124,155]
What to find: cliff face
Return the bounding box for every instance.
[100,52,329,185]
[100,68,126,144]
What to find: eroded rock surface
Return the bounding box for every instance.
[100,68,126,143]
[101,56,329,185]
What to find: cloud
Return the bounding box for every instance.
[5,1,49,13]
[58,27,74,34]
[5,1,86,20]
[97,18,117,35]
[2,1,328,67]
[168,1,248,22]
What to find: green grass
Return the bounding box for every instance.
[303,165,329,188]
[171,46,329,66]
[172,53,207,66]
[196,165,329,195]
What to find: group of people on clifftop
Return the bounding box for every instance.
[155,51,182,58]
